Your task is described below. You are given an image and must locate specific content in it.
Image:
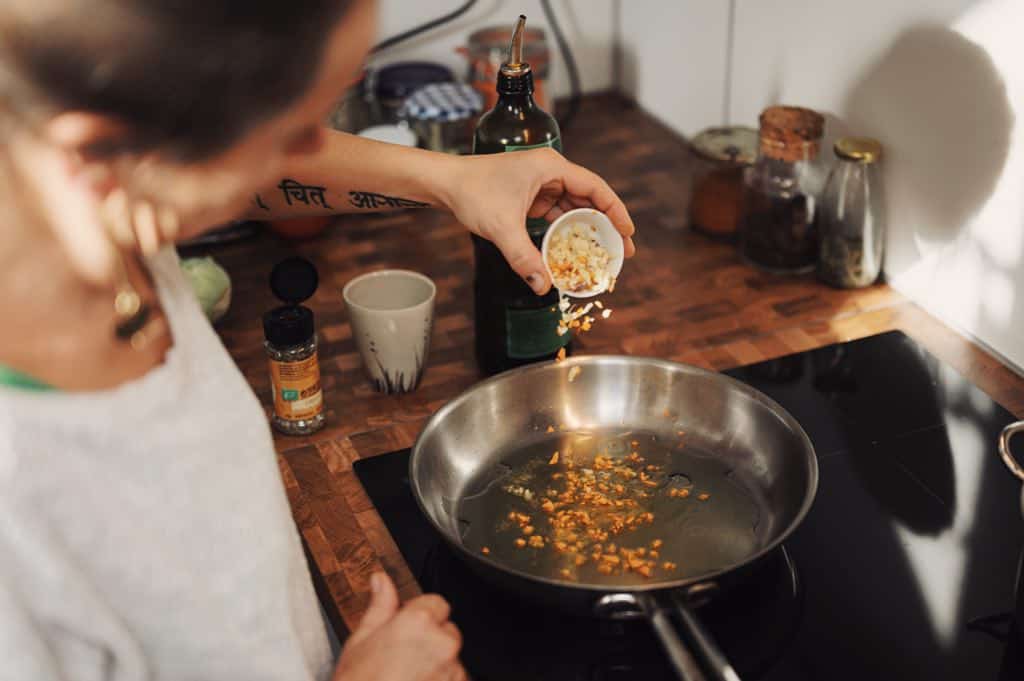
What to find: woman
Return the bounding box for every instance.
[0,1,635,680]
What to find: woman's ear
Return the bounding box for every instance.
[44,111,136,195]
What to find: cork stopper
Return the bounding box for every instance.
[758,106,825,162]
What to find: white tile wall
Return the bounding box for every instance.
[727,0,975,126]
[615,0,731,137]
[620,0,1024,371]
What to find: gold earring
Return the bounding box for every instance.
[101,195,168,349]
[111,248,152,342]
[112,250,168,351]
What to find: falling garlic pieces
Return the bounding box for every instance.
[549,238,616,379]
[553,293,614,376]
[556,290,614,341]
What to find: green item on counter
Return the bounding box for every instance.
[0,364,52,391]
[181,256,232,322]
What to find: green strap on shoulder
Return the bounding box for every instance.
[0,364,53,391]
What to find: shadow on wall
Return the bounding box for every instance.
[840,24,1014,279]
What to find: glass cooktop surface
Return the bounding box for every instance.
[354,331,1024,680]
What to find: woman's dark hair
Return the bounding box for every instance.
[0,0,352,160]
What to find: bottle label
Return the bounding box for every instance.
[269,353,323,421]
[501,135,565,357]
[506,304,569,359]
[504,136,562,153]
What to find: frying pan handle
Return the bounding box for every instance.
[671,593,742,681]
[999,421,1024,482]
[635,593,707,681]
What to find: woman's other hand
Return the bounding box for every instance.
[333,572,465,681]
[441,148,636,295]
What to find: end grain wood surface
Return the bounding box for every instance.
[208,94,1024,639]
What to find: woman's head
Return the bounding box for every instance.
[2,0,365,157]
[1,0,373,257]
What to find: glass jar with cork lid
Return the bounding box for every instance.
[738,106,825,273]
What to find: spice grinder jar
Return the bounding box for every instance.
[688,126,758,241]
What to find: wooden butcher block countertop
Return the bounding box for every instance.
[209,93,1024,639]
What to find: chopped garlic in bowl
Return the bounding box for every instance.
[547,223,612,294]
[542,208,624,299]
[542,209,624,360]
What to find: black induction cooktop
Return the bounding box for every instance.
[353,331,1024,680]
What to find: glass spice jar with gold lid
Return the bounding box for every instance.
[688,126,758,241]
[818,136,885,288]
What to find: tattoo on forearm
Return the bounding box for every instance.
[253,193,270,211]
[348,191,429,210]
[278,178,332,209]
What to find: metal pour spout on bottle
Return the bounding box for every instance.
[503,15,530,77]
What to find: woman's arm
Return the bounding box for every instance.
[244,131,450,219]
[244,128,636,295]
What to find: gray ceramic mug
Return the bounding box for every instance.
[343,270,435,394]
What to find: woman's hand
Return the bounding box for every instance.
[440,148,636,295]
[333,572,465,681]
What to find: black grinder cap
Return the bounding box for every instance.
[263,257,319,348]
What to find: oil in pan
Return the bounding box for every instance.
[457,429,762,587]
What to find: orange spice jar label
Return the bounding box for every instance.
[269,353,323,421]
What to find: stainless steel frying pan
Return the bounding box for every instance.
[998,422,1024,639]
[999,422,1024,518]
[410,356,818,680]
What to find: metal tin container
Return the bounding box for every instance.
[402,83,483,155]
[367,61,455,126]
[688,127,758,241]
[326,72,371,134]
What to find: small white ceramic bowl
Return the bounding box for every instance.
[541,208,624,298]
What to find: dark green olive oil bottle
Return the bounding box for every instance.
[472,14,569,376]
